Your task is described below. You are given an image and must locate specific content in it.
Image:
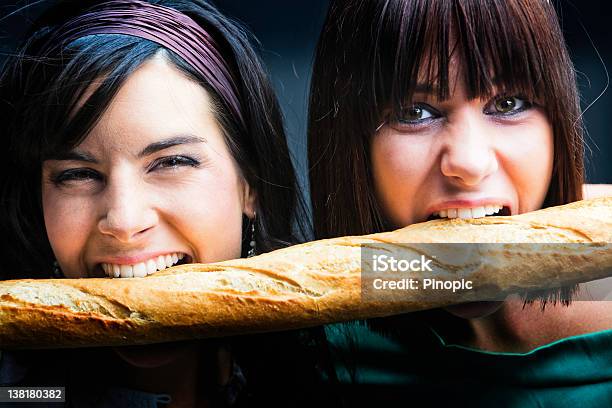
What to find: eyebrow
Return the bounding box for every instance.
[137,135,206,158]
[50,135,207,162]
[51,150,99,163]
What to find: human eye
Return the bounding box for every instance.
[386,103,441,132]
[484,95,532,116]
[51,168,103,186]
[149,155,201,171]
[397,104,439,124]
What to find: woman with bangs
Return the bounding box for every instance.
[308,0,612,405]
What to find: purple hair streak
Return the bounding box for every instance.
[40,0,244,127]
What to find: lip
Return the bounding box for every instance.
[424,198,514,219]
[89,251,193,275]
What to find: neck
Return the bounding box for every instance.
[461,285,612,352]
[465,298,533,352]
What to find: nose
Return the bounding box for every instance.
[97,172,158,242]
[440,111,499,186]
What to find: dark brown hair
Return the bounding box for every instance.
[308,0,584,240]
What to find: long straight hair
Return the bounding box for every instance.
[308,0,584,240]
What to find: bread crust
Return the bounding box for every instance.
[1,197,611,349]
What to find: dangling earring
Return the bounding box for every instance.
[247,212,257,258]
[52,260,64,278]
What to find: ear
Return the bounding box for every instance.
[242,180,257,219]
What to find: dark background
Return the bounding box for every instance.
[1,0,610,203]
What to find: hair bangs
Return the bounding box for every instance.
[36,35,162,162]
[376,0,554,117]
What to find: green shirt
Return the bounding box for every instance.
[325,321,612,407]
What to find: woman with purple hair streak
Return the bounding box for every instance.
[0,0,334,406]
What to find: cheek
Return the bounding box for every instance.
[42,186,95,277]
[371,132,433,225]
[167,168,245,263]
[497,119,553,211]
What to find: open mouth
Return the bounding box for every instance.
[427,205,511,221]
[97,253,193,278]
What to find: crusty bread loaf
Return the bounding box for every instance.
[1,197,611,349]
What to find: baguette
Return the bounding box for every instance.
[1,197,611,349]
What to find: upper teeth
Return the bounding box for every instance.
[101,252,186,278]
[432,205,504,220]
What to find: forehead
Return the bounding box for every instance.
[78,56,218,153]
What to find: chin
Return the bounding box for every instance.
[444,301,504,319]
[113,341,197,369]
